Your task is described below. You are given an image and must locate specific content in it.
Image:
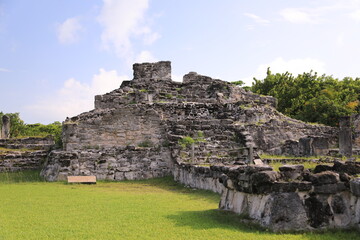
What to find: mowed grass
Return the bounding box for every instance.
[0,172,359,240]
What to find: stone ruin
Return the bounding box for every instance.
[0,136,55,172]
[41,61,337,181]
[39,61,360,231]
[1,115,10,139]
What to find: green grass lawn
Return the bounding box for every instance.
[0,172,359,240]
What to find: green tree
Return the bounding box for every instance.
[251,69,360,126]
[0,112,62,147]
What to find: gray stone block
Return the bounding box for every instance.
[350,178,360,197]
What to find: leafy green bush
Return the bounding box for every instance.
[178,131,206,148]
[251,68,360,126]
[0,112,62,147]
[178,136,196,148]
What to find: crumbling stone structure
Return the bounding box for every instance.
[39,60,360,232]
[339,116,353,157]
[42,61,338,181]
[353,113,360,148]
[0,136,54,172]
[174,161,360,231]
[1,115,10,139]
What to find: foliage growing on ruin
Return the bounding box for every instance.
[231,80,245,87]
[138,140,154,148]
[178,131,205,148]
[0,112,62,147]
[251,68,360,126]
[178,136,195,148]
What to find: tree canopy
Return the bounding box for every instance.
[250,69,360,126]
[0,112,62,147]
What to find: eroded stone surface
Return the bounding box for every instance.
[0,136,55,172]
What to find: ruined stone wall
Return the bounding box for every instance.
[41,146,172,181]
[353,113,360,148]
[0,136,55,172]
[63,106,164,151]
[173,163,225,194]
[0,150,48,172]
[174,161,360,231]
[44,60,339,181]
[68,61,336,156]
[0,136,55,150]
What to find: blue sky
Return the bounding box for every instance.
[1,0,360,123]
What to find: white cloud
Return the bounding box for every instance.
[349,9,360,21]
[97,0,159,59]
[172,74,183,82]
[280,8,319,24]
[143,32,161,45]
[242,57,326,85]
[336,33,345,46]
[0,68,11,72]
[135,50,157,63]
[25,69,128,122]
[56,17,83,44]
[244,13,270,25]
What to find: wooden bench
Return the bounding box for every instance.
[67,176,96,184]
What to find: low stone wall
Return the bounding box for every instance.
[41,146,173,181]
[173,161,360,231]
[0,136,55,172]
[219,162,360,231]
[0,136,54,150]
[173,163,225,194]
[0,150,48,172]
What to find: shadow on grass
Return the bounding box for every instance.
[167,209,267,233]
[98,176,221,203]
[166,209,360,239]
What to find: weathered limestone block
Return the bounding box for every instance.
[313,164,333,173]
[272,181,312,192]
[279,164,304,181]
[350,178,360,197]
[262,193,309,231]
[310,171,340,185]
[305,194,333,228]
[299,137,312,156]
[353,113,360,148]
[313,183,346,194]
[311,136,330,156]
[133,61,171,81]
[1,115,10,139]
[250,171,279,194]
[173,163,225,194]
[339,116,352,157]
[332,161,360,175]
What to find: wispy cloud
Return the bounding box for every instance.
[25,69,128,122]
[135,50,157,63]
[0,68,11,72]
[56,17,83,44]
[280,8,320,24]
[97,0,160,59]
[244,13,270,25]
[349,9,360,21]
[280,2,360,24]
